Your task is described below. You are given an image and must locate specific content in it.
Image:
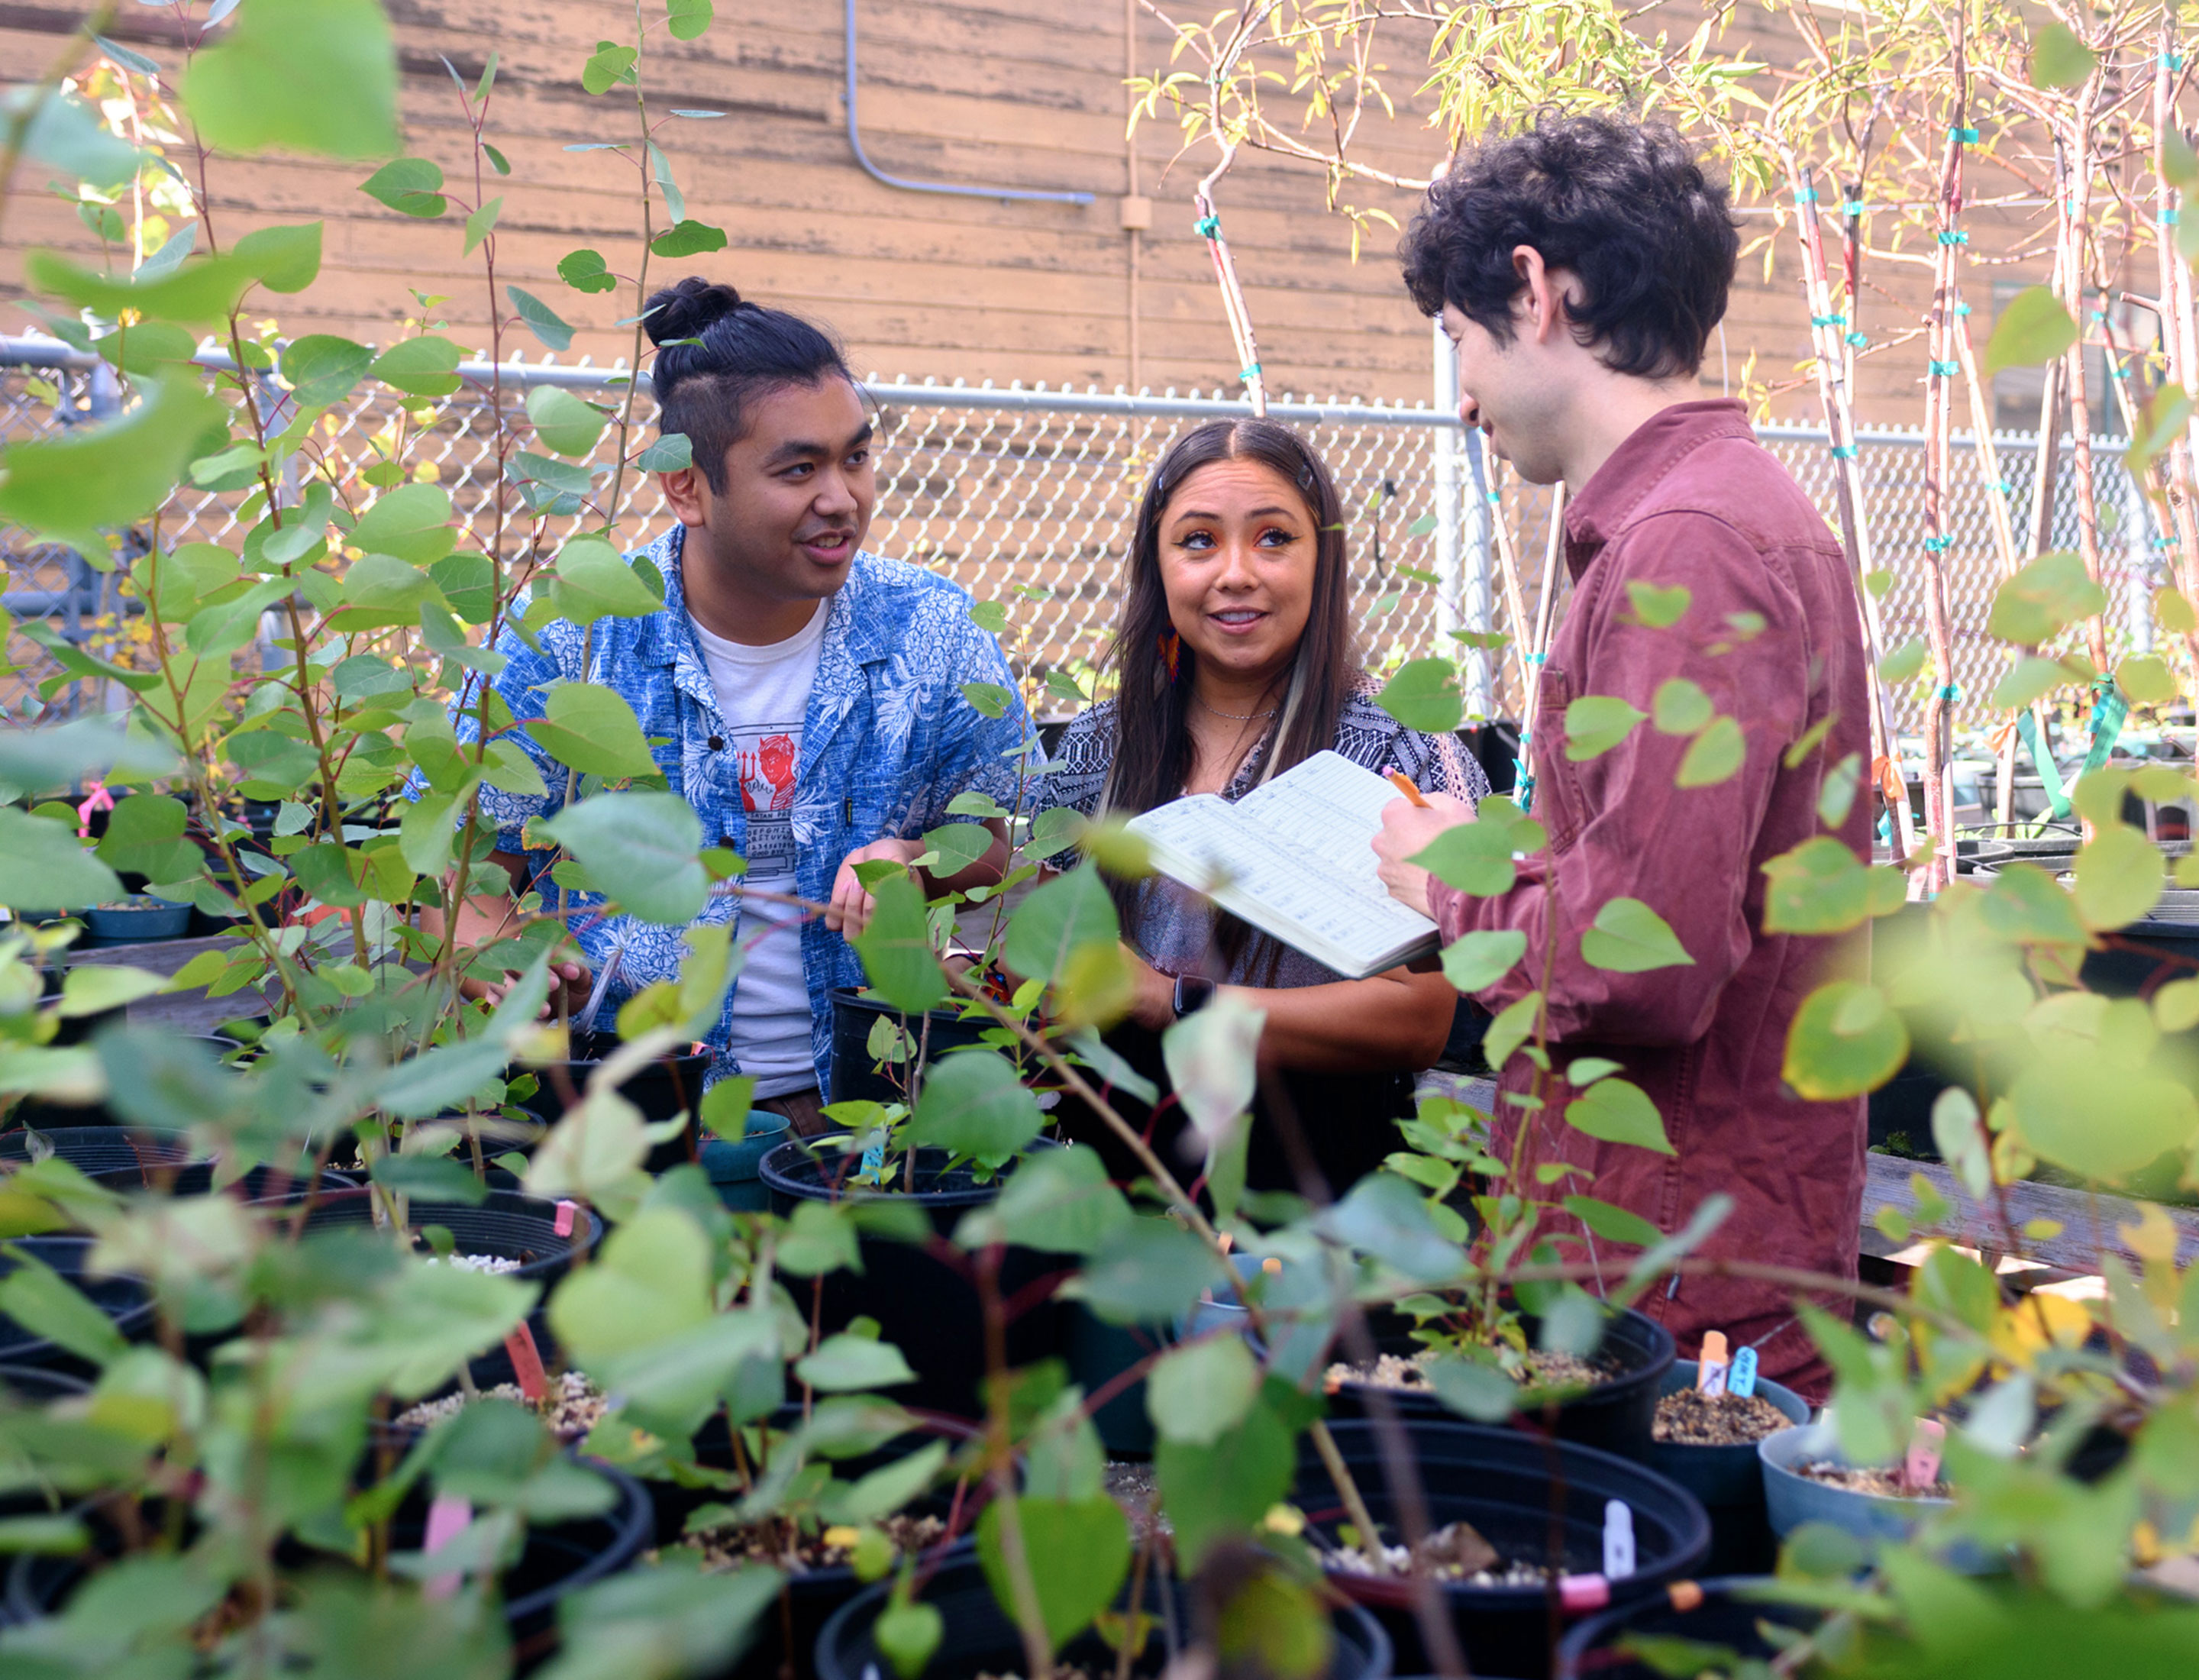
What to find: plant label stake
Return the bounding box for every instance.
[1904,1418,1946,1491]
[422,1494,473,1601]
[1697,1330,1730,1396]
[554,1199,578,1237]
[504,1320,549,1404]
[1603,1499,1636,1581]
[1558,1573,1610,1613]
[1728,1346,1759,1399]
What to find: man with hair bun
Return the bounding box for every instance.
[419,276,1034,1133]
[1372,115,1871,1400]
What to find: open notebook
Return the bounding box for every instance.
[1125,750,1440,980]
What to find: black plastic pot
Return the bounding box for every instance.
[816,1553,1393,1680]
[657,1408,982,1680]
[0,1239,153,1375]
[828,987,991,1107]
[1296,1420,1709,1680]
[1326,1307,1676,1463]
[1555,1575,1814,1679]
[260,1187,602,1283]
[759,1137,1070,1421]
[526,1031,711,1171]
[1640,1362,1810,1576]
[0,1365,89,1401]
[0,1126,344,1201]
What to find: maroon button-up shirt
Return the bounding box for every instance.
[1434,400,1869,1401]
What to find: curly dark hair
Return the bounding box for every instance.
[1399,114,1737,380]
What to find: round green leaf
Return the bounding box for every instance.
[1003,861,1119,985]
[2013,1047,2198,1183]
[1651,677,1711,735]
[1761,835,1906,935]
[536,791,706,925]
[551,538,664,625]
[1782,981,1908,1100]
[976,1495,1130,1654]
[234,221,323,292]
[1147,1333,1259,1446]
[2072,825,2163,931]
[185,0,401,160]
[279,334,374,406]
[851,873,950,1016]
[1564,695,1647,761]
[525,385,610,457]
[1439,928,1526,993]
[1987,551,2106,647]
[908,1050,1042,1164]
[1675,715,1745,788]
[2030,21,2097,90]
[1983,285,2079,376]
[1563,1076,1674,1155]
[369,335,464,398]
[525,683,660,780]
[0,808,121,911]
[1579,897,1694,973]
[1374,656,1464,734]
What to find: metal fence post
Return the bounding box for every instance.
[1432,318,1494,719]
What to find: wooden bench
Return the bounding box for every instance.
[1860,1151,2199,1276]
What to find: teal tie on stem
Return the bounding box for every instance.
[1937,229,1969,245]
[1194,214,1221,238]
[1846,331,1870,347]
[1929,360,1960,376]
[1829,443,1857,460]
[1923,535,1953,553]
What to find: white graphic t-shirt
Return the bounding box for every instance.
[691,602,828,1096]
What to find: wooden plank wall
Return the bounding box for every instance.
[0,0,2048,421]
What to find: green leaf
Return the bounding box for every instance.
[2073,825,2163,930]
[279,334,374,406]
[666,0,714,40]
[370,335,465,398]
[1580,898,1694,973]
[0,807,122,911]
[1484,990,1541,1070]
[875,1595,943,1680]
[537,792,706,925]
[0,719,176,796]
[581,41,640,95]
[5,87,144,188]
[851,874,948,1015]
[1427,1355,1518,1422]
[1317,1171,1467,1281]
[1625,580,1691,628]
[507,286,576,351]
[557,248,619,293]
[1154,1388,1294,1569]
[906,1051,1042,1163]
[796,1333,916,1392]
[1003,861,1119,984]
[93,793,201,884]
[1651,677,1711,735]
[1439,929,1526,992]
[1984,285,2079,376]
[1675,715,1744,787]
[551,1563,783,1680]
[918,822,994,877]
[1563,1076,1674,1155]
[1147,1334,1259,1446]
[977,1496,1130,1654]
[1761,835,1906,935]
[551,1207,712,1362]
[1561,1194,1663,1249]
[650,219,728,258]
[525,386,609,457]
[525,683,660,780]
[1782,981,1908,1100]
[2118,655,2179,708]
[2012,1044,2199,1181]
[57,964,168,1017]
[2031,21,2097,89]
[1410,796,1544,897]
[0,370,223,561]
[1564,695,1647,761]
[968,600,1009,636]
[233,221,323,293]
[548,537,662,625]
[961,681,1012,719]
[1881,638,1929,687]
[1991,654,2079,711]
[1075,1216,1222,1324]
[463,196,502,257]
[1374,656,1464,733]
[0,1247,126,1367]
[370,1155,489,1207]
[185,0,400,159]
[635,434,693,472]
[967,1143,1130,1255]
[1987,551,2107,646]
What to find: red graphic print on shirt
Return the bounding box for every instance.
[732,725,801,876]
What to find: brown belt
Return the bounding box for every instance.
[754,1087,828,1137]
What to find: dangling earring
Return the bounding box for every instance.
[1158,627,1181,684]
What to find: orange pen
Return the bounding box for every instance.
[1386,771,1430,807]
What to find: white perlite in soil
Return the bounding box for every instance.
[424,1253,522,1275]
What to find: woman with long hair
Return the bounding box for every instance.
[1036,416,1487,1191]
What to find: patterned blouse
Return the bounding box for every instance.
[1033,680,1490,988]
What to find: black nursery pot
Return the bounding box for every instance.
[0,1125,353,1200]
[758,1137,1071,1421]
[829,987,993,1108]
[258,1187,603,1283]
[1555,1575,1814,1679]
[657,1408,982,1680]
[816,1553,1394,1680]
[528,1030,712,1171]
[1295,1420,1709,1680]
[1326,1307,1676,1464]
[1640,1362,1810,1577]
[0,1239,153,1376]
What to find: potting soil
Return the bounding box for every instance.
[1326,1519,1553,1588]
[1326,1346,1612,1395]
[1652,1386,1792,1446]
[394,1371,607,1439]
[1794,1459,1949,1499]
[423,1252,523,1275]
[675,1509,947,1575]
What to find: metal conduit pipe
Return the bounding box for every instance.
[843,0,1094,206]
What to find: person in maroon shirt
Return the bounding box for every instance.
[1371,116,1870,1401]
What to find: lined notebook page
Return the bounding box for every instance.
[1128,752,1438,977]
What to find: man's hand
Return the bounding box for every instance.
[826,837,926,936]
[1374,790,1478,920]
[466,957,592,1021]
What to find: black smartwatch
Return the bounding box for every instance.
[1172,974,1217,1019]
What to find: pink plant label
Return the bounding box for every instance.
[504,1321,548,1403]
[421,1494,473,1601]
[554,1200,577,1237]
[1558,1573,1610,1614]
[1905,1418,1946,1490]
[1727,1346,1758,1398]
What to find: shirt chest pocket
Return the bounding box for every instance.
[1529,663,1584,854]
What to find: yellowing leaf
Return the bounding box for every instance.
[1783,980,1907,1100]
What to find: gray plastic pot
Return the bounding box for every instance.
[84,896,192,942]
[1642,1361,1809,1576]
[1759,1419,1994,1572]
[699,1110,792,1211]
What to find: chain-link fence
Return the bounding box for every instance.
[0,334,2159,740]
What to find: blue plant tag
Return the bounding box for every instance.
[861,1138,886,1178]
[1728,1345,1758,1399]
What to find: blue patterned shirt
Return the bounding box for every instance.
[434,523,1035,1094]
